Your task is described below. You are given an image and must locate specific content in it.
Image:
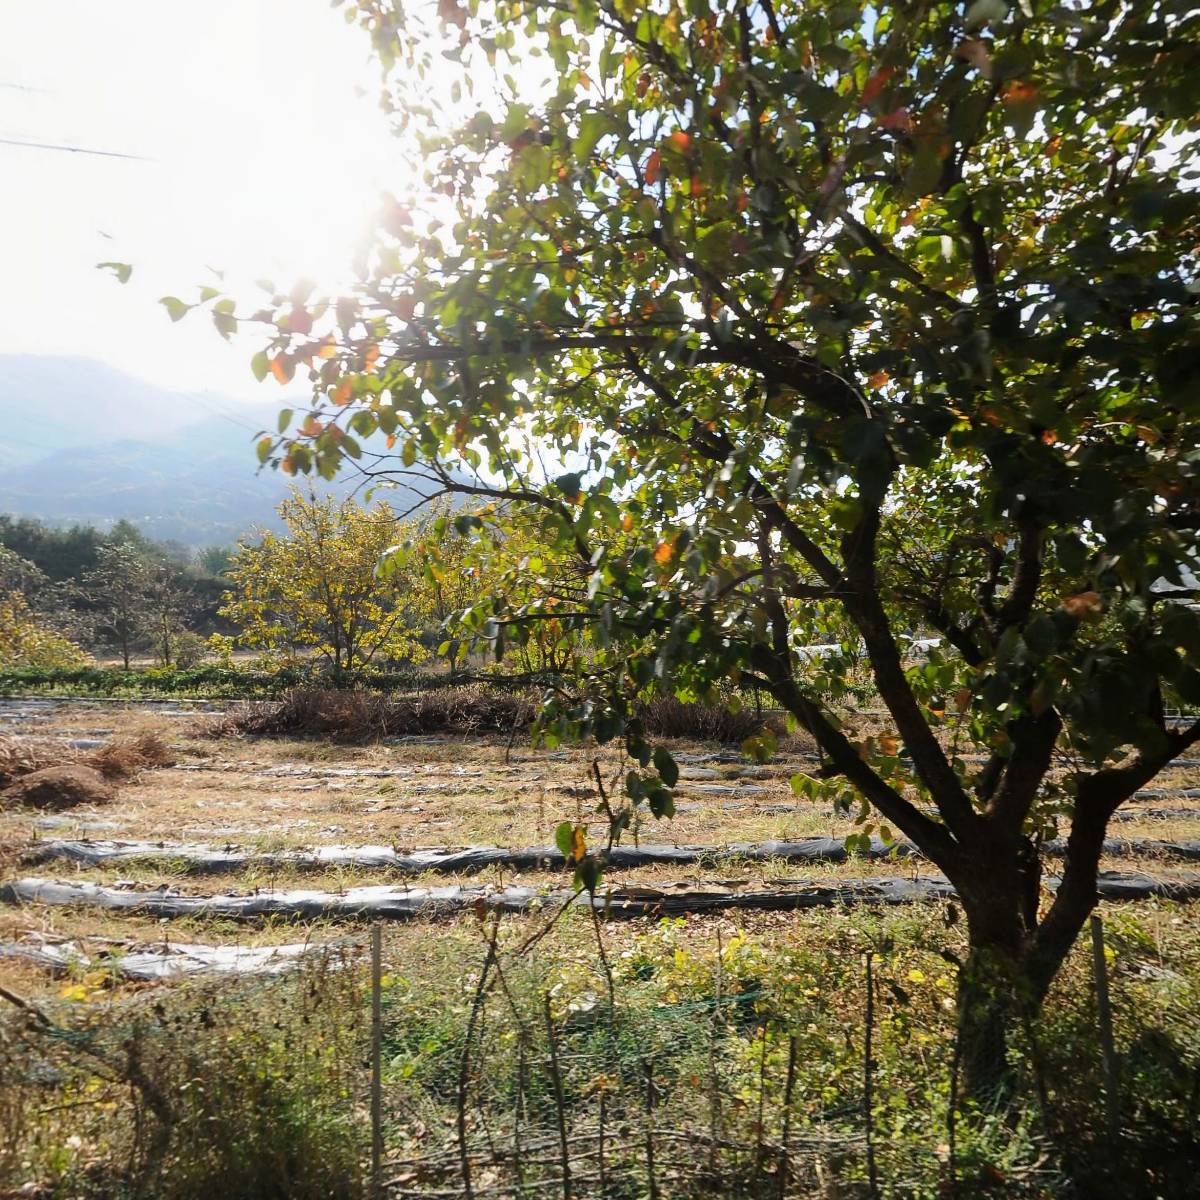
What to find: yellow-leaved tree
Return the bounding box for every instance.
[0,591,91,670]
[221,489,428,679]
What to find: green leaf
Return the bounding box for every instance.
[159,296,190,322]
[554,820,573,858]
[652,745,678,787]
[251,351,271,382]
[97,261,132,284]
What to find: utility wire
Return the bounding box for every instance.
[0,135,148,160]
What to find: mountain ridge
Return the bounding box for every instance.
[0,355,427,545]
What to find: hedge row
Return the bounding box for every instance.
[0,666,472,699]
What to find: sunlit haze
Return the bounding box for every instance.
[1,2,400,399]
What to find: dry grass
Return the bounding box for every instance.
[213,686,535,743]
[209,686,798,747]
[84,730,176,780]
[0,729,173,788]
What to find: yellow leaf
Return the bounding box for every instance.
[571,827,587,862]
[878,734,899,756]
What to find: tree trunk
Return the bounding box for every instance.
[952,852,1042,1101]
[956,942,1023,1100]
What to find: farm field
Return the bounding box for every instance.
[2,696,1200,1198]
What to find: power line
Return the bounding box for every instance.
[0,135,148,161]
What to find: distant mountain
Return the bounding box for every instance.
[0,355,260,469]
[0,356,433,544]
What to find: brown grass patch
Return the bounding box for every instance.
[0,730,173,788]
[209,686,791,747]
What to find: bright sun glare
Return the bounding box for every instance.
[1,1,402,398]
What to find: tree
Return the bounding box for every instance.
[0,516,102,582]
[0,590,91,670]
[143,560,199,667]
[82,542,155,669]
[180,0,1198,1095]
[221,489,429,678]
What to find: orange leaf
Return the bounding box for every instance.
[621,513,634,532]
[571,827,587,863]
[636,72,651,98]
[437,0,467,29]
[1043,136,1062,157]
[363,344,381,372]
[868,371,890,389]
[1062,590,1102,620]
[269,354,294,385]
[668,130,691,153]
[653,541,673,565]
[317,335,337,360]
[332,378,354,405]
[382,195,413,236]
[1002,80,1038,105]
[859,66,894,107]
[287,306,313,336]
[877,108,913,133]
[392,295,416,322]
[878,734,899,756]
[644,149,663,185]
[280,454,296,476]
[299,416,324,438]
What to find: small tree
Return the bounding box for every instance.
[0,590,91,670]
[82,542,155,670]
[175,0,1199,1097]
[143,560,199,667]
[221,490,428,679]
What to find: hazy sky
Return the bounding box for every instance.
[2,2,400,400]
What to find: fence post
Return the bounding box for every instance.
[543,993,571,1200]
[778,1034,798,1200]
[644,1057,659,1200]
[1090,915,1121,1143]
[863,951,879,1200]
[371,925,383,1200]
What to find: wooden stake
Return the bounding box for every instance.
[1090,915,1121,1143]
[864,951,879,1200]
[543,993,571,1200]
[371,925,383,1200]
[778,1035,797,1200]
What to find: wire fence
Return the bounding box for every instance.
[2,909,1199,1199]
